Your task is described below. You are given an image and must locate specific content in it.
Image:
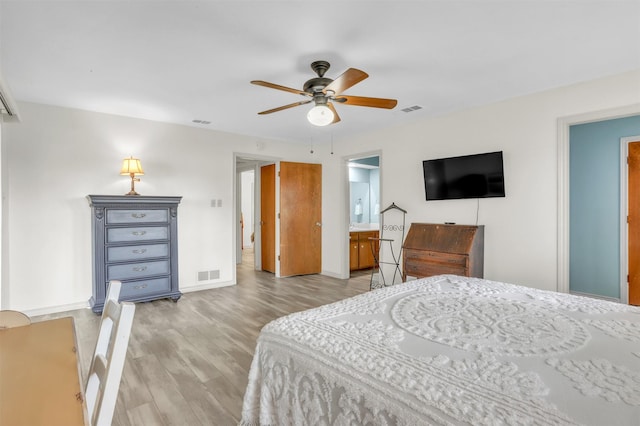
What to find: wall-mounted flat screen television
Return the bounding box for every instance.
[423,151,505,201]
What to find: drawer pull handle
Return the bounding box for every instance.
[132,249,147,254]
[133,283,148,290]
[132,266,147,272]
[132,231,147,236]
[132,213,147,219]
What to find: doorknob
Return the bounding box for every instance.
[315,222,322,227]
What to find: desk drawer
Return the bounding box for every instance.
[404,249,468,278]
[107,226,168,243]
[404,249,467,265]
[107,243,169,262]
[107,260,170,280]
[106,209,168,224]
[119,277,171,300]
[405,261,467,278]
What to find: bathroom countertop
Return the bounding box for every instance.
[349,224,380,232]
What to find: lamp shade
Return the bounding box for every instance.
[120,157,144,176]
[307,105,334,126]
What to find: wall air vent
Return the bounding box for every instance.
[401,105,423,113]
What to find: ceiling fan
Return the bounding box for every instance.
[251,60,398,126]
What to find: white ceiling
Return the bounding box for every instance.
[1,1,639,144]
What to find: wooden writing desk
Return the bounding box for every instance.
[0,317,86,425]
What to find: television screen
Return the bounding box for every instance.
[423,151,505,201]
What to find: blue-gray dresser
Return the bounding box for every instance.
[87,195,182,313]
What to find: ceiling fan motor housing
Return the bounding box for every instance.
[303,60,333,94]
[303,77,333,94]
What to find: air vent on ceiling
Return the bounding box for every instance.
[401,105,423,113]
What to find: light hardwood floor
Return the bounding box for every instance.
[35,249,371,425]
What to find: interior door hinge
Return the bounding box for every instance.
[627,274,630,282]
[277,213,280,219]
[277,255,280,261]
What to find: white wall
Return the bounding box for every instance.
[4,102,314,313]
[323,70,640,291]
[3,70,640,312]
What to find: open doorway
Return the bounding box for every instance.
[239,169,255,266]
[236,155,276,272]
[347,154,381,278]
[234,155,322,278]
[559,108,640,305]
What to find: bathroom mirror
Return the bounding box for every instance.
[350,182,369,224]
[348,156,380,227]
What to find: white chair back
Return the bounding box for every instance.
[0,310,31,329]
[85,280,135,426]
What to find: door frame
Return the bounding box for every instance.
[620,136,640,304]
[233,153,280,279]
[343,150,382,279]
[556,103,640,296]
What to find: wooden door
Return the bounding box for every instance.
[280,161,322,277]
[628,142,640,305]
[260,164,276,273]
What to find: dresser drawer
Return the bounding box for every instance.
[107,226,168,243]
[118,277,171,300]
[107,243,169,262]
[107,260,170,280]
[106,209,168,224]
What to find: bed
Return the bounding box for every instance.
[240,275,640,426]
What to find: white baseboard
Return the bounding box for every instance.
[181,280,236,293]
[24,301,90,317]
[22,281,238,316]
[570,291,621,303]
[321,270,348,279]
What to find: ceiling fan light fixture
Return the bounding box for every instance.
[307,104,334,126]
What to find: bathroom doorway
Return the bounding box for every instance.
[347,154,381,278]
[349,156,380,226]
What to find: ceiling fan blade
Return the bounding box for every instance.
[257,99,312,115]
[251,80,311,97]
[327,102,341,124]
[324,68,368,95]
[334,95,398,109]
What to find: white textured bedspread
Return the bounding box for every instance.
[240,275,640,425]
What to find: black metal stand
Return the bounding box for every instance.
[369,202,407,290]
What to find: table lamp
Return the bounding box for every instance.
[120,157,144,195]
